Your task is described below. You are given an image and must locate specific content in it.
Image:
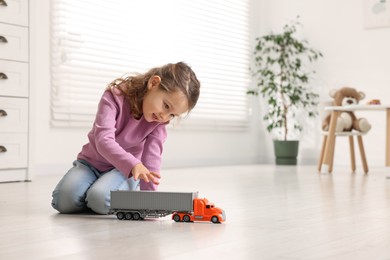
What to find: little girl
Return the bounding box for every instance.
[51,62,200,214]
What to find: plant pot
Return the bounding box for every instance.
[273,140,299,165]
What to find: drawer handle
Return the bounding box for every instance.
[0,36,7,43]
[0,72,7,79]
[0,109,7,117]
[0,146,6,153]
[0,0,7,6]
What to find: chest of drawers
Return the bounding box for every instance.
[0,0,30,182]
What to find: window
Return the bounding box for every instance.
[51,0,251,130]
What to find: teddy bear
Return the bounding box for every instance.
[322,87,371,133]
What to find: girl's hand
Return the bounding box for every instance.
[131,163,161,185]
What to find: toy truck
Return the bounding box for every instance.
[109,190,226,224]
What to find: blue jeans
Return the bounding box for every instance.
[51,160,139,214]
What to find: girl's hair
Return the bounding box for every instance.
[107,62,200,119]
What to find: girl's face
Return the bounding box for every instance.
[143,76,189,123]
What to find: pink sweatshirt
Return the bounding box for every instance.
[77,88,167,190]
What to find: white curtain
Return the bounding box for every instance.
[51,0,251,130]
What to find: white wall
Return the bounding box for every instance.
[258,0,390,168]
[29,0,266,176]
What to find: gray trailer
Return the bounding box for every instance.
[109,190,198,220]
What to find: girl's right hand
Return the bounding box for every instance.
[131,163,160,185]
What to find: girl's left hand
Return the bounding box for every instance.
[131,163,161,185]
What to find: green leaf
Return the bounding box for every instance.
[248,17,323,140]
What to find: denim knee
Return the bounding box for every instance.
[86,170,138,214]
[52,184,87,214]
[51,161,98,213]
[85,186,109,214]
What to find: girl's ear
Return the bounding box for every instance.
[148,75,161,90]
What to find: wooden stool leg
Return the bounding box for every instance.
[323,111,340,173]
[318,136,328,172]
[329,137,336,173]
[349,136,356,173]
[357,136,369,174]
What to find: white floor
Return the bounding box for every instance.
[1,164,390,260]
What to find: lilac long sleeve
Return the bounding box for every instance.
[77,88,167,190]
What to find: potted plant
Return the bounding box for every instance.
[248,19,323,165]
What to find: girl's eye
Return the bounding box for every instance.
[170,114,175,119]
[164,102,170,110]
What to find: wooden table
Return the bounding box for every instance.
[321,105,390,173]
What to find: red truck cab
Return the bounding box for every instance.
[172,197,226,223]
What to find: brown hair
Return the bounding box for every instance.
[107,62,200,119]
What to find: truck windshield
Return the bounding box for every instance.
[206,204,215,208]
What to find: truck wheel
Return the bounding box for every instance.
[116,212,125,220]
[125,212,133,220]
[173,214,181,222]
[133,212,141,220]
[183,215,191,222]
[211,216,220,224]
